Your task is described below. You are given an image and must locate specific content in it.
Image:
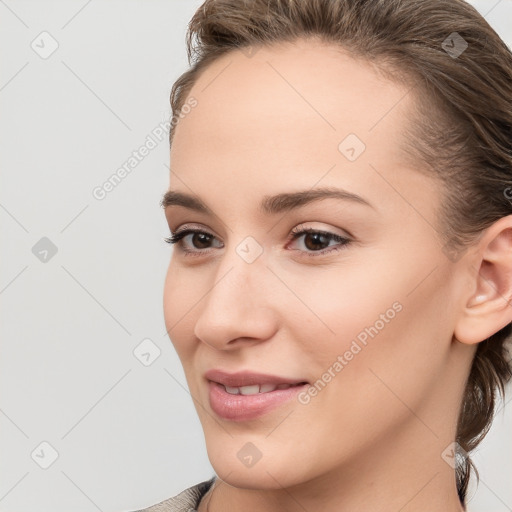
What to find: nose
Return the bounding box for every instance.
[193,250,279,351]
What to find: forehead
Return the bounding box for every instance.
[171,38,413,169]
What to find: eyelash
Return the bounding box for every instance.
[163,224,352,258]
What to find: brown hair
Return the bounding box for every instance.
[168,0,512,505]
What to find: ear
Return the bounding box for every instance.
[454,215,512,345]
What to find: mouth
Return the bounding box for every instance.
[205,371,310,421]
[203,369,310,421]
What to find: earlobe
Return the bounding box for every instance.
[454,216,512,346]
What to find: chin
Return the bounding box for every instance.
[205,437,311,490]
[213,464,302,491]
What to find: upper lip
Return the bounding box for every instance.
[205,369,308,388]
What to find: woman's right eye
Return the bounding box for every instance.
[164,229,222,257]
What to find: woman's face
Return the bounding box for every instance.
[163,39,475,489]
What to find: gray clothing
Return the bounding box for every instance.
[133,476,216,512]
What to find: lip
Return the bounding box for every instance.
[204,369,308,388]
[204,369,309,422]
[207,380,309,421]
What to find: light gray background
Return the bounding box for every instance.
[1,1,511,511]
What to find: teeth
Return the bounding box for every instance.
[259,383,278,393]
[239,385,261,395]
[222,383,299,395]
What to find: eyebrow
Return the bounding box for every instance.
[160,186,375,215]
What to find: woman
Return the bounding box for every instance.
[135,0,512,510]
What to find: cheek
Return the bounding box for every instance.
[163,261,198,359]
[287,255,454,400]
[279,262,404,357]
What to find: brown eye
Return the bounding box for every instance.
[302,232,331,251]
[164,229,223,256]
[188,232,213,249]
[288,227,351,257]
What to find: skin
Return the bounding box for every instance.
[162,38,512,512]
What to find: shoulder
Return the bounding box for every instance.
[131,476,216,512]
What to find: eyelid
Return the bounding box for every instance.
[171,223,211,236]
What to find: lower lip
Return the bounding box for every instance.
[208,381,308,422]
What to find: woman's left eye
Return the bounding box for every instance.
[164,226,351,258]
[288,227,351,256]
